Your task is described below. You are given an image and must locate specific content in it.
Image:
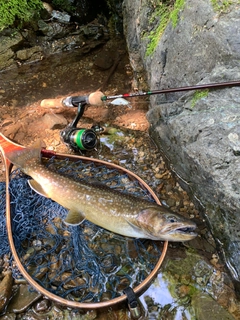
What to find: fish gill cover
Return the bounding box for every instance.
[0,157,163,303]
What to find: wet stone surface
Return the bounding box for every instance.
[0,38,240,319]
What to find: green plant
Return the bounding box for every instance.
[145,0,185,56]
[145,5,170,56]
[170,0,185,27]
[0,0,43,31]
[191,89,209,108]
[210,0,233,12]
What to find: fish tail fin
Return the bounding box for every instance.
[0,133,40,169]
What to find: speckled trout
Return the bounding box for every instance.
[0,133,197,241]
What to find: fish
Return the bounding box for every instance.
[0,133,197,241]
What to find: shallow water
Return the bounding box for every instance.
[0,43,240,319]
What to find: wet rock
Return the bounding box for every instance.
[33,298,51,313]
[147,68,240,285]
[165,198,176,208]
[0,272,13,312]
[0,32,22,54]
[82,23,105,39]
[7,284,42,313]
[0,32,22,70]
[191,292,235,320]
[0,19,109,71]
[0,313,16,320]
[0,49,15,70]
[94,50,114,70]
[38,20,68,39]
[41,113,68,130]
[162,247,238,314]
[51,10,71,24]
[16,46,43,62]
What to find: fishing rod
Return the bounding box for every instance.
[101,79,240,102]
[40,80,240,108]
[40,79,240,152]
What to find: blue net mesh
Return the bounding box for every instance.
[0,182,9,255]
[1,157,163,303]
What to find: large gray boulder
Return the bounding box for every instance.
[123,0,240,287]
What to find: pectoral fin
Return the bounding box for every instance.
[28,179,49,198]
[64,210,85,226]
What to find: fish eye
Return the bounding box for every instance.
[168,216,178,223]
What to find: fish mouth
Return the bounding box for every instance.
[157,223,197,242]
[147,224,197,242]
[174,225,197,237]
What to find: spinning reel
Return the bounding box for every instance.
[60,94,104,153]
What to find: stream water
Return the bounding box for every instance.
[0,39,240,319]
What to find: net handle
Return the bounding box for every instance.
[4,152,168,309]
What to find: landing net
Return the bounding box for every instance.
[1,156,167,306]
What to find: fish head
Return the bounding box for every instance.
[136,206,197,242]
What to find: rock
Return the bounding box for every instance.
[1,119,14,128]
[0,33,22,54]
[41,113,68,130]
[0,313,16,320]
[42,2,53,14]
[82,24,104,39]
[94,50,114,70]
[0,272,13,312]
[7,284,42,313]
[2,123,22,140]
[51,10,71,24]
[191,292,235,320]
[33,298,51,313]
[16,46,43,62]
[0,32,23,70]
[0,15,109,70]
[0,32,22,70]
[123,0,240,287]
[113,110,149,131]
[0,49,15,70]
[38,20,68,39]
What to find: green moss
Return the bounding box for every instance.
[145,0,185,57]
[145,5,170,56]
[210,0,233,12]
[170,0,185,27]
[191,89,209,108]
[0,0,43,31]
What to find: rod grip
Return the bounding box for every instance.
[40,98,64,109]
[87,91,104,106]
